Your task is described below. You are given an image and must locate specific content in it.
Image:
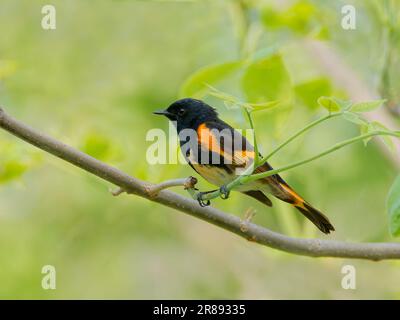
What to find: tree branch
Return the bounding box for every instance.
[1,107,400,261]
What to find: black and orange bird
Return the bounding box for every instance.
[154,98,334,234]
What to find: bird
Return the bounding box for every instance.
[154,98,334,234]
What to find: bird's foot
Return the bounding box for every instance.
[196,192,211,207]
[219,185,230,200]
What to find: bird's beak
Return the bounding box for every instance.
[153,109,173,117]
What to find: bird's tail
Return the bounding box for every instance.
[294,202,335,234]
[279,183,335,234]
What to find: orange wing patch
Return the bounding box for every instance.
[197,123,222,155]
[197,123,255,167]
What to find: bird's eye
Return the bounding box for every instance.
[178,108,186,116]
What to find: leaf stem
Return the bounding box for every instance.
[245,130,400,183]
[261,112,342,163]
[192,130,400,202]
[245,109,260,166]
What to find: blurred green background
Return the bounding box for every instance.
[0,0,399,299]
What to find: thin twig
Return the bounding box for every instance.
[111,187,125,196]
[240,207,257,233]
[1,107,400,260]
[262,113,342,162]
[246,130,400,183]
[144,176,198,198]
[187,129,400,202]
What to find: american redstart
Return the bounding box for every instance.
[154,98,334,234]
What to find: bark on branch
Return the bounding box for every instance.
[0,107,399,261]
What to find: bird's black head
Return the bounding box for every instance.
[154,98,218,132]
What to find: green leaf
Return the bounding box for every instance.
[311,25,330,40]
[342,111,366,125]
[82,133,112,160]
[261,1,329,39]
[261,2,316,35]
[0,60,17,80]
[0,161,28,183]
[206,84,238,102]
[317,96,342,112]
[295,78,332,109]
[242,55,292,103]
[370,121,395,153]
[360,123,373,146]
[179,61,242,98]
[387,175,400,236]
[223,100,240,110]
[244,100,281,112]
[349,99,386,113]
[359,121,396,151]
[260,6,283,29]
[279,2,317,34]
[207,84,280,112]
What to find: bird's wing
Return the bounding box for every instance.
[195,121,255,169]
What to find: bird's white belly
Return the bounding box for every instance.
[192,163,269,194]
[188,148,266,192]
[192,164,233,187]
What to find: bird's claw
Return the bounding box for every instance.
[197,192,211,207]
[219,185,230,200]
